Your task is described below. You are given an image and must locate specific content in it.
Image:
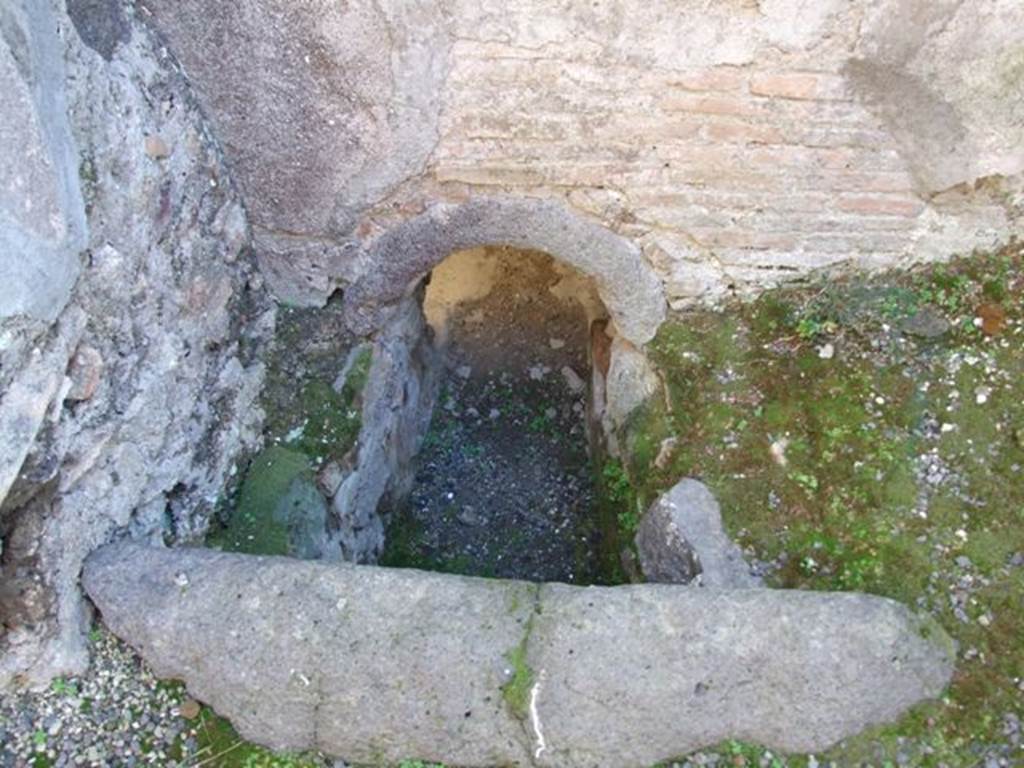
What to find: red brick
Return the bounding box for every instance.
[668,68,745,92]
[433,165,544,186]
[660,94,763,117]
[836,195,925,218]
[749,72,848,101]
[825,171,917,193]
[706,121,786,145]
[750,72,820,99]
[689,228,799,250]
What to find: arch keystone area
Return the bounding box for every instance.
[344,196,667,346]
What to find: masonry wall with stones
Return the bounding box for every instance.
[0,0,272,689]
[138,0,1023,312]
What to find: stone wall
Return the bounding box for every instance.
[0,0,272,689]
[138,0,1022,311]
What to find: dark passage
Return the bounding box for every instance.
[381,246,610,583]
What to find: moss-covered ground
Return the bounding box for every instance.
[633,242,1024,767]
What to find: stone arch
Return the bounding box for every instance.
[343,196,667,346]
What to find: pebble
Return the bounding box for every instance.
[561,366,585,393]
[143,134,170,159]
[528,364,550,380]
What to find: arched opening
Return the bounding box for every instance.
[343,196,666,346]
[380,245,610,582]
[207,197,668,584]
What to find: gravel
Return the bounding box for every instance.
[0,628,193,767]
[0,628,340,768]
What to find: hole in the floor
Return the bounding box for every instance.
[380,245,617,584]
[207,244,642,584]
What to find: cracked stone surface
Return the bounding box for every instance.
[0,0,271,690]
[84,543,955,768]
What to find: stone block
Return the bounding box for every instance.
[83,543,956,768]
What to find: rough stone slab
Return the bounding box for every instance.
[83,543,535,767]
[85,543,954,768]
[529,583,954,767]
[0,307,85,506]
[137,0,448,236]
[636,478,762,588]
[603,336,661,429]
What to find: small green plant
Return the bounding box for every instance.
[602,461,632,503]
[914,267,974,314]
[795,315,834,340]
[528,414,551,433]
[50,677,78,696]
[789,471,819,494]
[617,506,640,534]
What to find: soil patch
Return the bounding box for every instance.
[382,247,611,583]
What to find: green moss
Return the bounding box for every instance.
[626,242,1024,765]
[499,592,540,721]
[268,377,363,465]
[260,323,370,466]
[210,306,371,558]
[206,446,310,555]
[378,506,494,576]
[501,635,535,720]
[191,706,322,767]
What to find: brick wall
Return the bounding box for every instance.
[135,0,1024,310]
[421,28,1018,308]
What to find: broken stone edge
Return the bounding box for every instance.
[636,478,764,588]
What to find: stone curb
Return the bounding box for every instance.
[83,543,955,768]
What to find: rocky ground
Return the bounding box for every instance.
[382,247,608,583]
[381,368,598,582]
[0,627,339,768]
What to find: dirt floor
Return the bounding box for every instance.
[382,247,611,583]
